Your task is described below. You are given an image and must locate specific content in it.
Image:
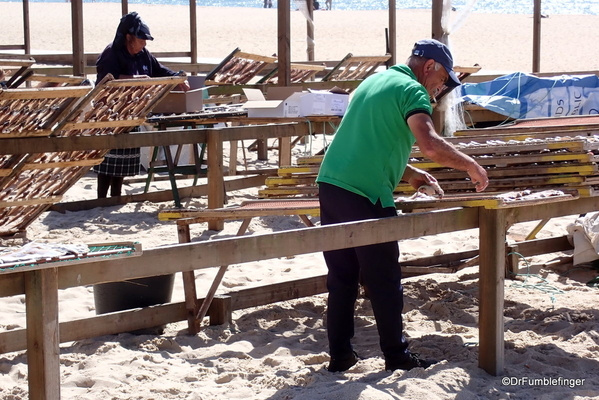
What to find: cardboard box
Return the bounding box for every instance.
[187,75,206,90]
[299,87,349,116]
[243,87,303,118]
[152,75,208,114]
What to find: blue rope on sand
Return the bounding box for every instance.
[507,251,564,305]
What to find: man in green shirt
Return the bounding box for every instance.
[316,39,489,372]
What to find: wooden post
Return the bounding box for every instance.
[257,139,268,161]
[307,0,314,61]
[506,243,520,279]
[277,0,291,168]
[478,207,506,376]
[178,223,200,334]
[279,136,291,167]
[25,268,61,400]
[207,131,225,231]
[431,0,445,42]
[189,0,198,65]
[229,140,238,176]
[209,295,232,326]
[532,0,542,73]
[277,0,291,86]
[431,0,446,135]
[121,0,128,17]
[23,0,31,54]
[387,0,396,66]
[71,0,85,77]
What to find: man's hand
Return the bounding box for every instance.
[407,113,490,193]
[403,165,444,197]
[467,164,489,192]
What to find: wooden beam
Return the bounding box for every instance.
[0,196,62,208]
[0,233,577,355]
[43,208,477,291]
[0,274,327,353]
[25,268,60,400]
[49,174,270,213]
[61,118,146,131]
[0,86,91,100]
[0,123,311,155]
[506,196,599,225]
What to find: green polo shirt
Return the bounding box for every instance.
[316,64,432,208]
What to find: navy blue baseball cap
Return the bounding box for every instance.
[412,39,460,88]
[122,12,154,41]
[133,20,154,41]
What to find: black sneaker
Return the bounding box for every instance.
[327,351,361,372]
[385,352,437,371]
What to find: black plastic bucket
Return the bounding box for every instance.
[93,274,175,334]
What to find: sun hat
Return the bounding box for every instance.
[412,39,460,88]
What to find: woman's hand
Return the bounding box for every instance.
[177,80,191,92]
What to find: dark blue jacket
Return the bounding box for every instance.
[96,43,176,84]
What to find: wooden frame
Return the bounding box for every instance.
[321,53,391,82]
[0,74,185,236]
[0,57,36,88]
[257,62,326,84]
[205,48,277,85]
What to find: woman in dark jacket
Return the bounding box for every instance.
[93,11,189,198]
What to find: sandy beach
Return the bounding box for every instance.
[2,3,599,400]
[4,3,599,73]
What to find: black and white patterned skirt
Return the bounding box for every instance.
[93,147,142,177]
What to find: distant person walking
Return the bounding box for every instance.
[326,0,332,10]
[264,0,272,8]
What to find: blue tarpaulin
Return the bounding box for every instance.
[458,72,599,119]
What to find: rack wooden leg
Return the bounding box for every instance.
[25,268,61,400]
[478,207,507,376]
[178,223,200,334]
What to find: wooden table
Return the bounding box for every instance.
[146,114,340,229]
[2,193,597,399]
[397,192,581,375]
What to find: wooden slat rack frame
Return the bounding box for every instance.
[205,48,277,85]
[0,74,186,237]
[0,57,36,88]
[257,62,326,84]
[321,53,391,82]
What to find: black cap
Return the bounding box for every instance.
[122,12,154,41]
[412,39,460,88]
[134,21,154,41]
